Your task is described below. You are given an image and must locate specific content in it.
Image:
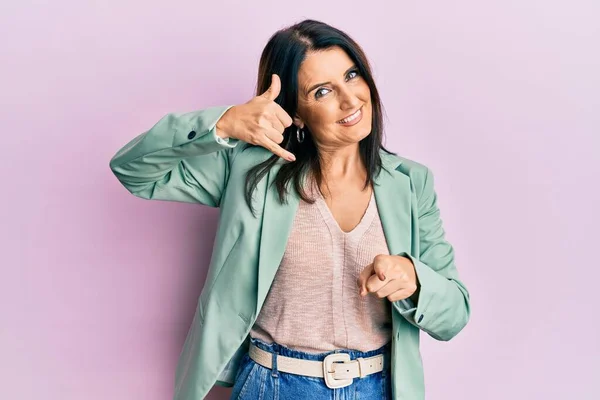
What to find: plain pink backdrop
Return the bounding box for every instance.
[1,1,598,399]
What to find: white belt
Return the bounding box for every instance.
[248,342,387,389]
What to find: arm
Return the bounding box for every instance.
[393,167,471,341]
[109,105,240,207]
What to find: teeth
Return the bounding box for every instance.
[338,108,361,123]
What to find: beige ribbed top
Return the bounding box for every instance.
[250,179,392,354]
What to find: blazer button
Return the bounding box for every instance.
[187,130,196,140]
[418,314,424,323]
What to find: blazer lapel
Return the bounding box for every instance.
[255,158,300,316]
[373,152,413,257]
[254,151,413,317]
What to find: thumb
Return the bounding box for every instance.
[261,73,281,101]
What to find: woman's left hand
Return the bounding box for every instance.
[357,255,420,303]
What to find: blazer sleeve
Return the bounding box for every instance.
[392,167,471,341]
[109,105,241,207]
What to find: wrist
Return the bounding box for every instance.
[215,106,235,140]
[215,121,229,140]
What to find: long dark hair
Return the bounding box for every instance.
[242,19,395,216]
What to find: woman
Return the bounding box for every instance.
[110,19,470,400]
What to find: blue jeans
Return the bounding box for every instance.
[230,337,392,399]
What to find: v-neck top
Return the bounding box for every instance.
[314,183,377,236]
[250,178,393,353]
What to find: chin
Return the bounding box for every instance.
[357,117,373,140]
[356,127,372,142]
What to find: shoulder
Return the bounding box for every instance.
[379,150,435,204]
[381,150,431,183]
[227,142,272,170]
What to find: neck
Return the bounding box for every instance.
[318,144,365,180]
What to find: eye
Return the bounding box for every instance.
[347,69,360,80]
[315,88,330,99]
[313,69,360,99]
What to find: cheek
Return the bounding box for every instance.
[307,103,339,125]
[360,84,372,104]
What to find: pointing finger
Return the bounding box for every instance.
[357,263,374,295]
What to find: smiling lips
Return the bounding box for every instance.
[337,106,363,126]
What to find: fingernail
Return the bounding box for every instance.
[379,273,386,281]
[288,154,296,162]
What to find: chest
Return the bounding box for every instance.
[317,184,373,233]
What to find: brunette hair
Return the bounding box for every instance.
[242,19,395,215]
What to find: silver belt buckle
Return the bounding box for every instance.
[323,353,353,389]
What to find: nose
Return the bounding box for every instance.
[338,85,360,111]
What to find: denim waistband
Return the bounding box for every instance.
[249,336,392,369]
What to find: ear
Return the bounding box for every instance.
[293,116,305,129]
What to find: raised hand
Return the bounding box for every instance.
[216,74,296,161]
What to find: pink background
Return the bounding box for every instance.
[2,1,599,399]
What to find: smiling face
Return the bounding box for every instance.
[294,46,373,150]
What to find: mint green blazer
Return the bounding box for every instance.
[109,105,471,400]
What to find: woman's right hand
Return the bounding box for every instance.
[215,74,296,162]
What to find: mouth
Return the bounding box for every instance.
[336,106,363,126]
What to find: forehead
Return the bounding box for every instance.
[298,47,355,85]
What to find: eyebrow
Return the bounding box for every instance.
[305,65,357,95]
